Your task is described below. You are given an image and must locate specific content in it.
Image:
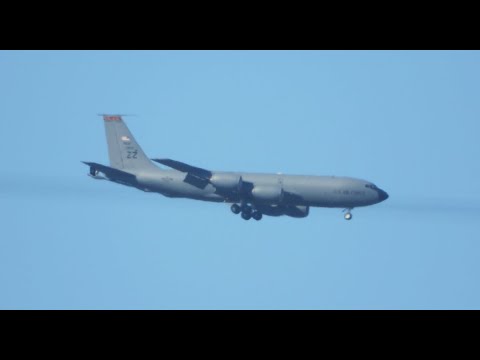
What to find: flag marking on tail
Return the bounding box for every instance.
[104,115,122,121]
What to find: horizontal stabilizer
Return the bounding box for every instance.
[82,161,137,184]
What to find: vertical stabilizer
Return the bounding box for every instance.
[102,115,155,171]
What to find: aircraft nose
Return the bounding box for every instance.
[378,189,389,202]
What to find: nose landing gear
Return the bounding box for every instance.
[343,208,353,221]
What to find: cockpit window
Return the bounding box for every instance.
[365,184,378,190]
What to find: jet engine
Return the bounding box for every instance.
[251,185,284,203]
[210,173,243,190]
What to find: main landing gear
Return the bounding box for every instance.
[343,208,353,221]
[231,204,241,214]
[231,203,262,221]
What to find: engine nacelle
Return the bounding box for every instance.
[251,185,284,203]
[210,173,243,190]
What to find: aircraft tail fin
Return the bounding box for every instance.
[101,115,156,171]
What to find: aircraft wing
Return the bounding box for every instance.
[151,159,254,199]
[152,158,212,189]
[151,159,212,178]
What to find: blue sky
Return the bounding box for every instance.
[1,50,479,309]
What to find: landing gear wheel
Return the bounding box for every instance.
[231,204,241,214]
[241,212,252,220]
[252,212,263,221]
[344,212,352,221]
[241,206,252,216]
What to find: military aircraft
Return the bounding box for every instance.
[83,115,388,221]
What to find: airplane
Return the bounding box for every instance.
[83,115,389,221]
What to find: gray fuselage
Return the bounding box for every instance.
[135,168,388,209]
